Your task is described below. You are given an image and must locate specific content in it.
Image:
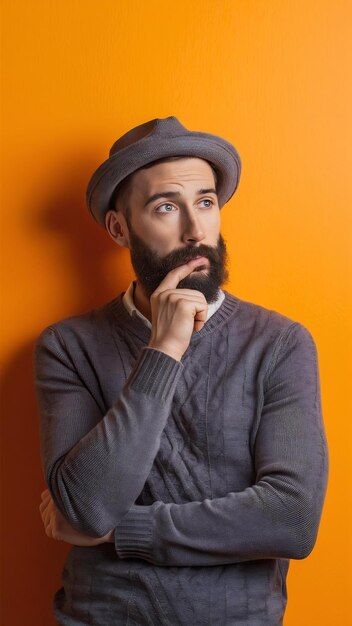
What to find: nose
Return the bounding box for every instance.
[181,211,206,244]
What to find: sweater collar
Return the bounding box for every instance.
[122,280,226,330]
[110,286,240,344]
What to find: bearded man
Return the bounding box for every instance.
[35,116,328,625]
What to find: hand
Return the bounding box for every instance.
[39,489,114,546]
[148,257,208,361]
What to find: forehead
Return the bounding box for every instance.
[131,157,215,194]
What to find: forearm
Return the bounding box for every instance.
[112,322,329,566]
[34,327,183,536]
[113,468,328,566]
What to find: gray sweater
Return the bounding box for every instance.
[33,290,329,625]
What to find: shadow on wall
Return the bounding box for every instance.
[1,342,70,626]
[28,151,128,313]
[0,154,130,626]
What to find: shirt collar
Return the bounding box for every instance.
[122,280,225,329]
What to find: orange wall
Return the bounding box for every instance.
[1,1,351,624]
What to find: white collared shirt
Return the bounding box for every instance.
[122,280,225,329]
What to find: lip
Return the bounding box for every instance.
[190,255,209,271]
[192,255,208,265]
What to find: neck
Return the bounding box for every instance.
[134,280,152,322]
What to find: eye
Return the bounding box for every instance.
[155,203,177,213]
[200,199,214,208]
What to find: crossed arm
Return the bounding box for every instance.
[39,487,114,545]
[34,321,329,565]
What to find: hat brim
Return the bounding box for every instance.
[86,133,241,227]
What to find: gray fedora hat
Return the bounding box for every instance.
[86,115,241,227]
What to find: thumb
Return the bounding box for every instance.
[193,306,207,332]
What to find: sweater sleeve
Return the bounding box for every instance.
[113,322,329,565]
[33,325,183,537]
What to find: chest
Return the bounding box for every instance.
[130,333,263,504]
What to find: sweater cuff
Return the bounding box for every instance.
[114,505,155,561]
[127,347,183,402]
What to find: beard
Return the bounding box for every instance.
[127,226,229,304]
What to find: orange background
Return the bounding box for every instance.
[1,1,351,624]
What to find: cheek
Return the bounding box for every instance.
[133,219,178,254]
[202,212,221,239]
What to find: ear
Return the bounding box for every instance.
[105,210,130,248]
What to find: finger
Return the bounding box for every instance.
[39,491,52,513]
[39,496,50,512]
[42,509,49,527]
[39,501,51,520]
[45,516,53,537]
[194,320,205,333]
[171,298,207,332]
[162,288,206,299]
[41,489,51,501]
[41,507,49,528]
[163,292,206,306]
[153,257,209,295]
[193,303,208,332]
[40,498,52,521]
[39,501,47,515]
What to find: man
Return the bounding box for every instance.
[35,116,329,625]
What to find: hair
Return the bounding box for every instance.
[108,155,218,228]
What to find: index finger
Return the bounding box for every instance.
[153,257,207,295]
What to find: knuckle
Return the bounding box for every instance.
[176,298,188,310]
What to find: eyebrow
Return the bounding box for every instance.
[143,188,217,208]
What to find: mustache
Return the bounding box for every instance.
[159,244,220,268]
[133,242,225,280]
[138,247,216,279]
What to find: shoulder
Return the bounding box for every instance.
[33,295,121,354]
[224,290,317,348]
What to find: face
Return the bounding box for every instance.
[107,157,229,303]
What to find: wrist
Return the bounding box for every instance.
[106,529,115,543]
[147,343,183,362]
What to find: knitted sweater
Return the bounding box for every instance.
[33,290,329,626]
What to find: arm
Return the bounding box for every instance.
[34,259,208,539]
[112,322,329,566]
[39,488,114,545]
[34,328,183,537]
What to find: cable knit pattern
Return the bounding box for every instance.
[33,290,329,625]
